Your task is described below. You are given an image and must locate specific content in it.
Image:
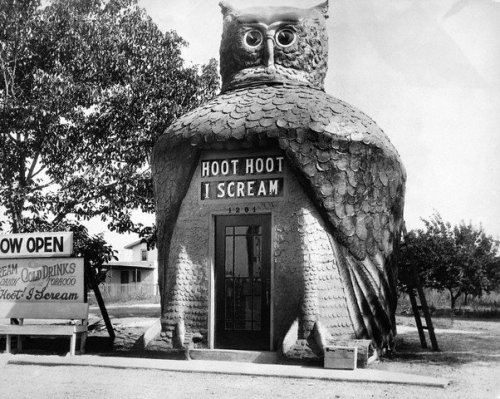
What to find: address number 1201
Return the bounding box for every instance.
[228,207,256,214]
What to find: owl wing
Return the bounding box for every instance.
[154,85,406,349]
[152,140,200,295]
[274,91,406,349]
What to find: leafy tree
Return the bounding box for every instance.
[400,213,499,310]
[0,0,219,241]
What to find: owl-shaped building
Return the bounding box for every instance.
[152,1,405,360]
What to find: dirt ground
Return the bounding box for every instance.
[0,313,499,399]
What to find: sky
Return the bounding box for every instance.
[97,0,500,257]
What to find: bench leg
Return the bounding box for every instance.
[70,333,76,356]
[79,332,87,355]
[17,318,23,352]
[6,335,12,354]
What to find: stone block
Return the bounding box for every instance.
[334,339,371,368]
[324,346,357,370]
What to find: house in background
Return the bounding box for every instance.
[103,238,159,299]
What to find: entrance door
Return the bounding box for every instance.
[215,214,271,350]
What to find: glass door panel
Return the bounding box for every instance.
[215,214,271,350]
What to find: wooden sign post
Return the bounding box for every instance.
[85,261,115,341]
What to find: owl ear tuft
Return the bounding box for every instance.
[219,1,236,17]
[312,0,329,19]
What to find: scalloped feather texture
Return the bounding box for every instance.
[154,84,406,263]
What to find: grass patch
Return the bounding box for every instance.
[397,290,500,318]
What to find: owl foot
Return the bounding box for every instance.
[281,318,331,361]
[173,319,185,348]
[367,349,380,365]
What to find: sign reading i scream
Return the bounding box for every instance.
[200,155,285,200]
[0,257,84,302]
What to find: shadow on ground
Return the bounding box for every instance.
[389,315,500,366]
[1,313,498,368]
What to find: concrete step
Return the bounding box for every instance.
[6,354,450,387]
[189,349,279,364]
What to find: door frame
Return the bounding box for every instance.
[208,212,274,351]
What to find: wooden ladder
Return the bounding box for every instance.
[401,226,439,351]
[408,277,439,351]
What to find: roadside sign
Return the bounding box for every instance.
[0,232,73,258]
[0,257,84,303]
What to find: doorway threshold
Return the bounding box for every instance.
[189,349,278,364]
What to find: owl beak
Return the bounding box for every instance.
[263,36,275,67]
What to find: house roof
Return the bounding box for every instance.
[123,238,147,249]
[105,261,155,269]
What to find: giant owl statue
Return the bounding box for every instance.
[152,1,405,360]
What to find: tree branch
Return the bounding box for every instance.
[27,152,41,181]
[30,164,47,180]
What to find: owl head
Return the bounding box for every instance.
[219,1,329,93]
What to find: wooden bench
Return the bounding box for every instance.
[0,302,89,356]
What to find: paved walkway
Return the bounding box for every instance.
[2,354,449,388]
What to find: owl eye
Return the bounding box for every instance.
[276,28,296,47]
[244,30,263,48]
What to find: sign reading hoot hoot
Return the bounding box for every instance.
[152,0,405,360]
[200,155,285,200]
